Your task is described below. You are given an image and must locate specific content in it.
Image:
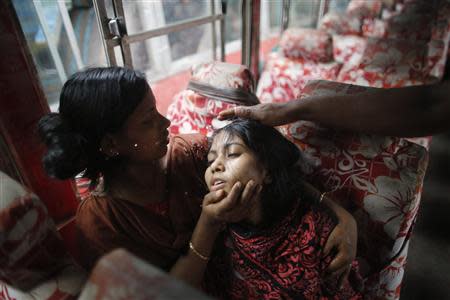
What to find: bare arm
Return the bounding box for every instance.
[170,181,259,287]
[219,80,450,137]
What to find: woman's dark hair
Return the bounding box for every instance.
[38,67,148,187]
[212,119,304,226]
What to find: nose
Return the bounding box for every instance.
[210,156,225,173]
[159,113,171,129]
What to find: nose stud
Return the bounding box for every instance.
[133,143,138,148]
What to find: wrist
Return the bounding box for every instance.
[198,212,224,234]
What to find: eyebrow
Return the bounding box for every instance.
[208,142,245,155]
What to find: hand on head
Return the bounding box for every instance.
[218,103,289,127]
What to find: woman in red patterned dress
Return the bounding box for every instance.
[203,119,363,299]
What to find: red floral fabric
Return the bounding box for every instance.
[78,249,210,299]
[332,35,367,65]
[0,171,68,290]
[279,28,333,62]
[167,62,256,136]
[362,13,434,41]
[281,80,429,300]
[0,264,86,300]
[0,171,86,298]
[430,1,450,79]
[347,0,383,19]
[336,38,434,88]
[205,201,363,300]
[257,53,342,104]
[319,12,362,36]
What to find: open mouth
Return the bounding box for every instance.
[210,179,226,191]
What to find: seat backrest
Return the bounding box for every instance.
[167,61,258,136]
[282,80,429,300]
[0,170,86,297]
[79,249,212,300]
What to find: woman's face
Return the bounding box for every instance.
[205,131,267,194]
[113,88,171,163]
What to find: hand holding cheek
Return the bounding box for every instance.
[201,180,261,228]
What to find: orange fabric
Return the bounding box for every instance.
[75,134,208,271]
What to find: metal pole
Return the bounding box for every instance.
[211,0,217,60]
[57,0,84,70]
[249,0,260,83]
[93,0,117,66]
[112,0,133,68]
[33,1,67,82]
[220,0,226,62]
[281,0,290,34]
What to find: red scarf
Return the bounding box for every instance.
[204,200,363,299]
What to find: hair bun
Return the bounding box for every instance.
[38,113,87,179]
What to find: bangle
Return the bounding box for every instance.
[189,241,210,261]
[319,191,328,203]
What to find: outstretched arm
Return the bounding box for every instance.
[219,80,450,137]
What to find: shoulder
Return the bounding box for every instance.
[170,134,208,155]
[169,134,209,167]
[76,194,114,234]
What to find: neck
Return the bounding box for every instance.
[244,199,264,227]
[107,155,169,206]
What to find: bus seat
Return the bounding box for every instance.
[167,61,259,137]
[336,37,439,88]
[282,80,429,300]
[0,171,86,298]
[347,0,383,20]
[79,248,211,299]
[362,0,439,41]
[319,12,363,36]
[257,28,342,104]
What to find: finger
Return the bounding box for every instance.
[219,106,251,120]
[338,266,351,289]
[216,182,243,211]
[323,232,337,256]
[218,108,236,120]
[204,190,226,205]
[326,251,349,274]
[239,180,257,206]
[234,181,259,218]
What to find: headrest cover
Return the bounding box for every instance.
[189,61,259,106]
[279,28,333,62]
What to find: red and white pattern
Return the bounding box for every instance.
[319,12,362,36]
[0,264,86,300]
[0,171,86,298]
[347,0,383,19]
[167,90,236,136]
[279,28,333,62]
[426,39,447,81]
[167,62,256,137]
[78,249,210,300]
[190,61,255,92]
[336,38,432,88]
[282,80,429,300]
[332,35,368,65]
[257,53,342,104]
[362,13,434,41]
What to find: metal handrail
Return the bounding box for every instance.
[122,14,225,45]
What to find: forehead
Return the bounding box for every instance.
[128,89,156,117]
[210,131,244,149]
